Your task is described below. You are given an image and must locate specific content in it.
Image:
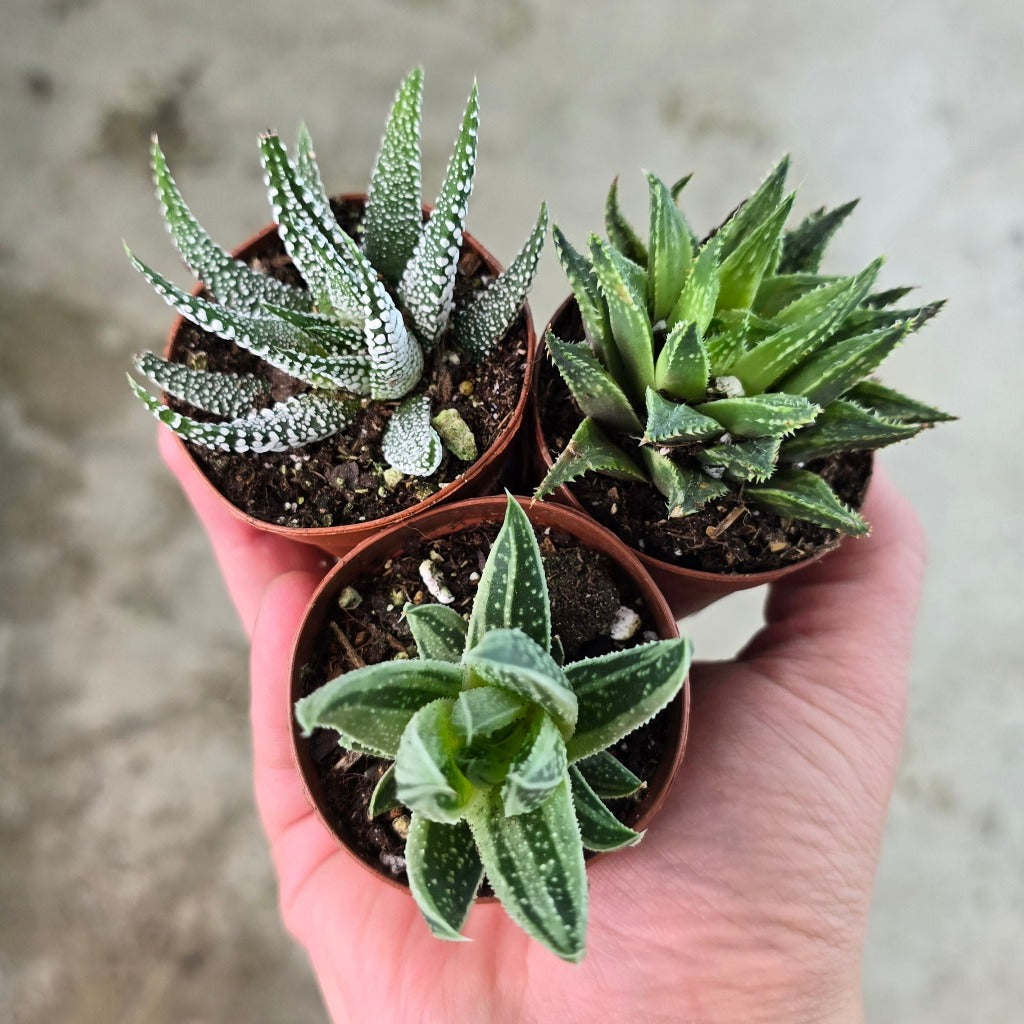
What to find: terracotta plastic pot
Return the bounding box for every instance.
[164,195,538,558]
[530,296,870,618]
[289,495,691,896]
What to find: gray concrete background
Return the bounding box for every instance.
[1,1,1020,1020]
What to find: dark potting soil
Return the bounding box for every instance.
[166,199,529,528]
[297,521,677,887]
[537,303,872,575]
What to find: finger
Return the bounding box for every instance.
[159,426,330,636]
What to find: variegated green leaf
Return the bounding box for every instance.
[703,321,748,375]
[502,713,569,816]
[643,389,723,444]
[406,815,484,941]
[646,172,693,322]
[546,333,643,435]
[403,602,468,663]
[451,686,526,748]
[368,764,402,818]
[669,172,693,203]
[639,447,728,517]
[395,699,474,824]
[466,494,550,652]
[697,393,820,438]
[261,303,365,353]
[364,67,424,284]
[716,155,790,258]
[293,658,463,757]
[534,417,647,500]
[716,193,795,310]
[753,273,835,319]
[569,766,643,851]
[463,629,577,737]
[454,203,548,359]
[133,352,269,417]
[845,380,955,425]
[778,199,859,274]
[667,235,721,335]
[697,436,780,483]
[575,751,643,799]
[564,637,691,763]
[654,320,710,403]
[399,81,479,347]
[465,777,587,963]
[745,468,868,535]
[828,299,945,342]
[605,176,648,266]
[780,400,921,463]
[381,395,442,476]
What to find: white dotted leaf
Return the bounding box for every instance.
[381,395,442,476]
[133,352,269,418]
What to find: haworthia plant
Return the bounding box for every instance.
[295,494,692,961]
[536,160,953,535]
[128,68,547,478]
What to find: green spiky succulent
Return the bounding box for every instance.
[294,495,691,961]
[536,159,952,534]
[127,68,547,477]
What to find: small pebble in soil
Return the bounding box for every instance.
[609,606,642,641]
[419,558,455,604]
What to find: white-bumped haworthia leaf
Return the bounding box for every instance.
[466,494,550,653]
[696,393,820,438]
[643,389,723,444]
[451,686,526,748]
[464,628,577,737]
[502,713,568,816]
[364,67,424,285]
[465,777,587,963]
[605,176,648,266]
[716,155,790,259]
[406,814,483,941]
[453,203,548,359]
[133,352,270,418]
[261,303,365,353]
[639,447,728,518]
[368,764,402,818]
[697,436,781,484]
[293,658,463,757]
[381,395,442,476]
[667,235,721,335]
[575,751,643,799]
[568,766,643,852]
[394,699,474,824]
[403,602,468,663]
[646,172,693,322]
[845,380,955,425]
[150,136,313,314]
[564,637,691,763]
[745,468,869,535]
[779,400,921,463]
[654,320,710,403]
[778,199,859,275]
[716,193,795,310]
[399,82,479,348]
[546,333,643,435]
[129,378,351,453]
[534,417,647,501]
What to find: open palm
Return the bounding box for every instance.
[161,428,922,1024]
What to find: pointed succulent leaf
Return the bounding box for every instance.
[261,303,364,352]
[697,436,780,483]
[368,764,402,818]
[133,352,269,418]
[546,333,643,435]
[463,629,577,737]
[866,286,915,309]
[395,699,474,824]
[454,203,548,359]
[780,399,922,463]
[150,137,313,313]
[575,751,643,799]
[406,814,484,941]
[643,389,723,443]
[778,199,859,274]
[292,123,348,253]
[716,156,790,258]
[403,602,468,663]
[753,273,836,319]
[704,322,748,376]
[399,82,479,347]
[667,235,721,335]
[466,494,550,652]
[846,379,955,425]
[564,637,691,763]
[654,320,710,402]
[669,172,693,203]
[605,176,648,266]
[716,193,795,310]
[502,713,569,816]
[745,468,868,535]
[534,417,647,500]
[381,395,442,477]
[569,766,643,851]
[465,777,587,963]
[364,67,424,284]
[451,686,526,748]
[130,379,352,453]
[639,447,728,517]
[830,299,946,341]
[646,172,693,321]
[697,393,820,438]
[293,658,463,757]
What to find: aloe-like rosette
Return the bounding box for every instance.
[127,67,547,477]
[536,160,952,533]
[294,495,691,962]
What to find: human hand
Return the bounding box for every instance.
[160,427,923,1024]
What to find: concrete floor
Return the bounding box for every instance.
[2,1,1021,1020]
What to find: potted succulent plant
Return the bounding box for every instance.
[291,494,692,962]
[532,160,952,614]
[127,68,547,556]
